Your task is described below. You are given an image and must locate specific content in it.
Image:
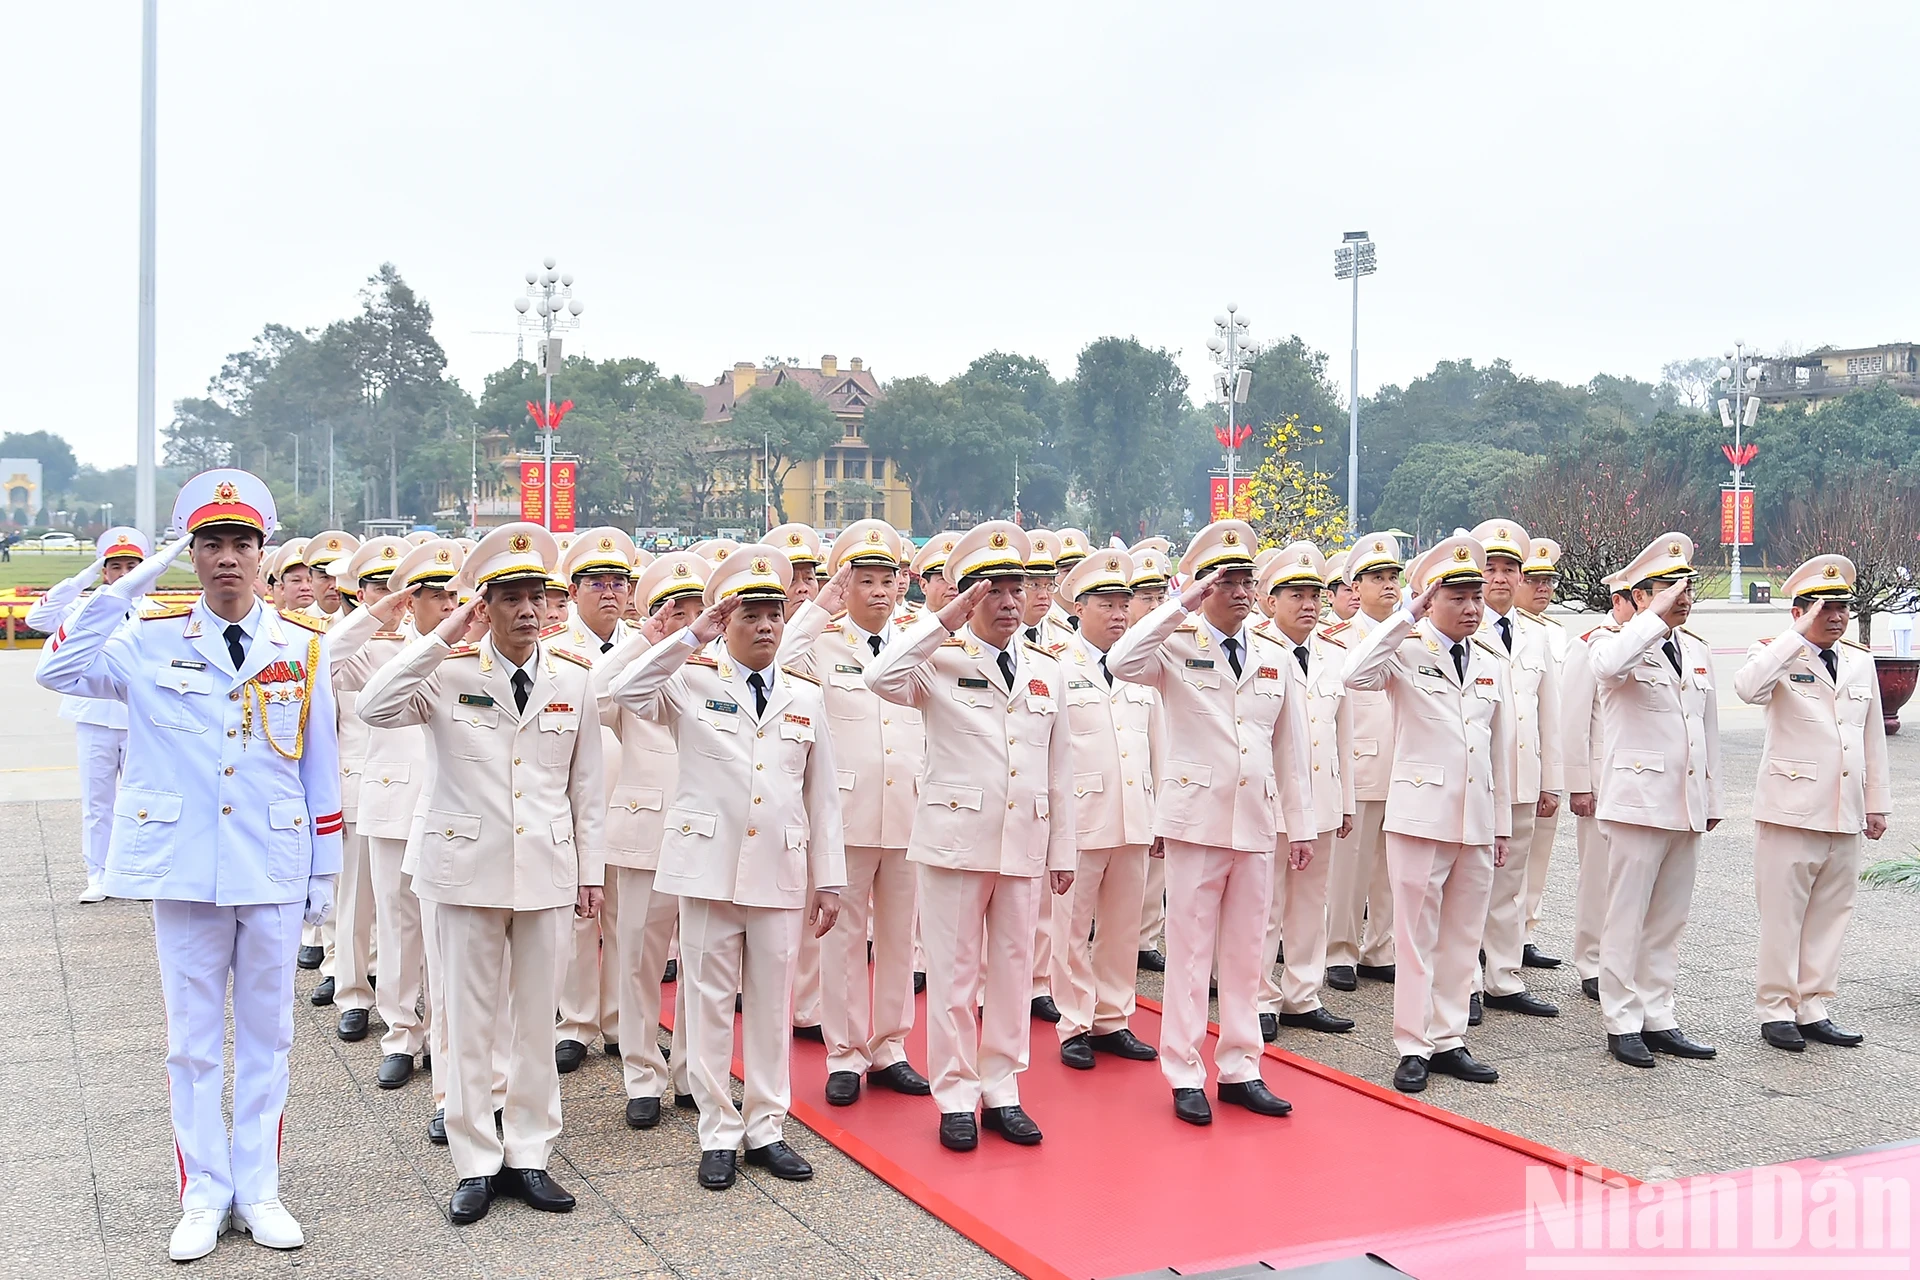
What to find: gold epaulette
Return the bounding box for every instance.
[1840,638,1870,652]
[688,653,719,668]
[938,637,968,649]
[1317,628,1347,649]
[282,611,331,634]
[782,666,822,686]
[538,621,568,639]
[1321,619,1351,638]
[1579,623,1618,643]
[1471,636,1508,660]
[823,622,843,633]
[1046,641,1069,654]
[448,643,482,658]
[829,609,848,621]
[1173,622,1198,633]
[1022,641,1055,661]
[1518,608,1562,627]
[137,603,192,621]
[550,648,593,670]
[1679,626,1706,644]
[1250,627,1286,648]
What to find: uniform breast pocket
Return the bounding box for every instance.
[695,707,741,756]
[361,763,413,825]
[450,706,499,760]
[1629,665,1672,705]
[112,787,181,876]
[1839,685,1872,726]
[422,810,483,886]
[950,686,994,729]
[606,786,663,849]
[150,668,214,733]
[1179,668,1221,695]
[1024,694,1055,717]
[536,710,576,766]
[778,718,814,772]
[266,798,310,882]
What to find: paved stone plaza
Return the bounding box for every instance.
[2,603,1914,1278]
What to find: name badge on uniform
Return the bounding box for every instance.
[1790,673,1816,683]
[705,698,739,714]
[1476,677,1495,686]
[1257,665,1280,680]
[1184,658,1214,669]
[458,693,495,707]
[1694,667,1708,675]
[1418,665,1445,679]
[834,664,863,674]
[1068,678,1094,689]
[784,713,811,727]
[544,702,573,713]
[170,659,207,670]
[958,677,991,689]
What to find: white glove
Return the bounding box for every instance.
[107,536,189,602]
[303,874,336,927]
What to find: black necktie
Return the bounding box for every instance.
[1662,638,1682,675]
[1450,642,1467,682]
[1497,616,1512,652]
[1025,626,1039,645]
[512,668,532,714]
[1068,616,1080,632]
[224,623,247,672]
[997,650,1016,691]
[1099,654,1112,686]
[868,634,883,658]
[1223,636,1242,679]
[600,639,614,654]
[1820,648,1838,682]
[748,671,768,718]
[1294,644,1310,677]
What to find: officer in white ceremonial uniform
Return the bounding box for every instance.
[768,522,830,1043]
[777,520,935,1106]
[1109,519,1314,1127]
[1561,573,1636,1001]
[867,522,1076,1151]
[358,522,605,1225]
[1342,536,1513,1094]
[1517,537,1568,968]
[26,526,155,904]
[38,470,341,1260]
[1047,528,1090,636]
[1125,542,1174,972]
[1253,543,1357,1039]
[609,547,847,1190]
[1014,530,1068,1023]
[1325,550,1358,622]
[909,532,961,615]
[1587,533,1722,1069]
[1735,555,1891,1052]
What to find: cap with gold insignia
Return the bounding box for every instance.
[1616,532,1697,589]
[1063,549,1133,601]
[1325,548,1352,585]
[1055,528,1091,568]
[1253,548,1283,578]
[268,538,312,582]
[629,549,656,579]
[171,468,278,542]
[828,518,904,574]
[1129,547,1171,588]
[561,526,638,580]
[405,530,437,547]
[1260,540,1328,594]
[1782,554,1855,604]
[946,520,1032,587]
[454,537,476,555]
[1024,529,1059,576]
[1523,537,1562,577]
[636,552,711,611]
[1178,519,1258,580]
[344,536,410,587]
[1409,535,1488,593]
[910,532,960,579]
[460,521,560,590]
[306,529,360,573]
[1129,536,1172,559]
[687,538,741,565]
[1468,519,1528,565]
[1346,532,1404,577]
[97,526,152,563]
[704,543,793,608]
[766,522,824,568]
[392,537,467,589]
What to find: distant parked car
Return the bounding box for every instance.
[40,532,78,549]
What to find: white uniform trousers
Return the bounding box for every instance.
[1386,834,1495,1059]
[435,904,565,1179]
[331,825,377,1012]
[791,910,824,1029]
[1572,815,1610,981]
[153,899,302,1211]
[1598,822,1698,1036]
[367,837,428,1058]
[421,898,509,1114]
[1160,841,1271,1091]
[1259,833,1334,1016]
[1753,823,1861,1026]
[1326,800,1395,969]
[679,896,802,1151]
[610,865,687,1099]
[1524,806,1560,944]
[74,721,126,881]
[823,845,918,1075]
[1138,853,1166,953]
[918,864,1043,1114]
[557,874,620,1046]
[1051,844,1148,1040]
[1029,898,1055,1001]
[1476,805,1539,998]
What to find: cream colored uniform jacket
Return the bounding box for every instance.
[1323,614,1393,802]
[589,631,679,872]
[328,608,430,842]
[1255,622,1357,836]
[609,636,848,907]
[331,617,371,825]
[1733,634,1891,833]
[777,602,926,849]
[1480,611,1565,803]
[1587,611,1724,832]
[865,618,1076,877]
[1559,624,1615,796]
[1341,612,1515,845]
[1106,598,1315,849]
[357,632,606,910]
[1054,633,1159,850]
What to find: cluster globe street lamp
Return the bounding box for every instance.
[1208,304,1253,516]
[512,258,584,531]
[1717,341,1763,601]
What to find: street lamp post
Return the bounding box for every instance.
[513,258,583,532]
[1718,342,1763,601]
[1334,231,1377,524]
[1208,304,1252,516]
[135,0,158,537]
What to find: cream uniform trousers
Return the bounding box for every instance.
[1138,854,1166,953]
[1753,824,1862,1025]
[1260,833,1334,1016]
[679,897,802,1150]
[1387,834,1495,1058]
[420,896,509,1115]
[1598,823,1697,1036]
[1325,800,1394,969]
[1476,804,1539,998]
[331,825,377,1013]
[1050,843,1148,1040]
[611,865,689,1099]
[1573,815,1611,981]
[1161,840,1272,1090]
[557,875,621,1046]
[1525,807,1559,945]
[367,835,429,1058]
[920,865,1046,1113]
[74,721,127,880]
[824,845,918,1075]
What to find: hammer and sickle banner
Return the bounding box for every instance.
[517,461,580,532]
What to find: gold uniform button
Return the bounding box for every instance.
[755,763,764,771]
[758,731,766,739]
[516,825,525,834]
[444,828,454,836]
[229,692,239,702]
[294,816,303,825]
[885,748,893,755]
[137,809,148,819]
[1010,769,1018,777]
[883,718,891,725]
[514,790,523,798]
[514,757,521,765]
[681,823,691,833]
[1008,801,1017,810]
[746,828,757,837]
[227,730,236,738]
[223,766,234,776]
[221,805,232,815]
[885,778,893,786]
[949,801,959,810]
[753,796,762,804]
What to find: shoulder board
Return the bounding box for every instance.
[1518,608,1562,627]
[1046,641,1069,654]
[371,630,405,641]
[549,648,593,670]
[1317,629,1346,649]
[1173,622,1198,633]
[448,643,482,658]
[782,666,821,686]
[938,637,968,649]
[138,603,193,621]
[892,612,919,627]
[687,653,720,668]
[1321,619,1351,637]
[823,622,843,634]
[1022,642,1055,661]
[1471,636,1508,660]
[1679,626,1705,644]
[1579,623,1618,643]
[282,611,330,634]
[829,609,848,621]
[1250,628,1287,648]
[537,621,568,639]
[1840,638,1870,653]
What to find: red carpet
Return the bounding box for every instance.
[678,988,1630,1280]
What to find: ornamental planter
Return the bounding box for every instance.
[1877,656,1918,735]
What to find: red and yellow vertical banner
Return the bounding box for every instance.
[551,462,576,533]
[519,462,544,525]
[1210,476,1251,521]
[1719,487,1754,546]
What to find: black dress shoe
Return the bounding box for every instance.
[1522,943,1563,969]
[1217,1079,1292,1116]
[1325,965,1357,991]
[1761,1021,1806,1052]
[1484,990,1559,1018]
[1088,1028,1157,1060]
[1581,977,1599,1001]
[1393,1056,1429,1093]
[308,976,335,1006]
[1643,1028,1717,1059]
[662,959,677,983]
[377,1053,414,1089]
[1137,948,1166,973]
[626,1096,662,1129]
[982,1105,1042,1145]
[1608,1033,1655,1068]
[1356,963,1396,983]
[555,1039,587,1073]
[698,1149,737,1189]
[603,1040,619,1057]
[913,970,927,993]
[1172,1087,1212,1125]
[337,1008,369,1041]
[495,1166,575,1213]
[792,1024,824,1043]
[745,1140,813,1180]
[449,1176,492,1224]
[867,1061,932,1095]
[1059,1034,1095,1070]
[1427,1047,1499,1083]
[825,1071,862,1105]
[297,945,324,970]
[1468,993,1483,1026]
[674,1092,698,1110]
[1030,996,1061,1023]
[939,1112,978,1150]
[1279,1007,1356,1034]
[1799,1019,1865,1047]
[1259,1012,1279,1042]
[421,1052,431,1070]
[428,1110,447,1144]
[368,973,376,990]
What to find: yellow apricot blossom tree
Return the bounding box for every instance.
[1240,414,1350,551]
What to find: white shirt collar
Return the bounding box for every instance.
[1202,616,1247,654]
[203,598,263,637]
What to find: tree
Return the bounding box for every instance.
[1063,337,1190,540]
[863,371,1042,532]
[1194,337,1344,519]
[0,431,80,501]
[1659,357,1721,413]
[1772,472,1920,646]
[1241,415,1349,551]
[1371,441,1532,542]
[726,380,841,525]
[1505,448,1708,612]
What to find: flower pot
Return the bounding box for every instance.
[1877,656,1919,735]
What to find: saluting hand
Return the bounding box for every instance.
[1651,579,1691,627]
[814,563,855,616]
[1177,573,1217,613]
[367,583,419,628]
[434,590,485,645]
[936,580,988,633]
[688,596,739,645]
[1407,578,1441,622]
[638,608,673,647]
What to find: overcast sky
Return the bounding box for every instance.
[8,2,1916,467]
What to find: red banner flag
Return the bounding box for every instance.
[1719,487,1755,546]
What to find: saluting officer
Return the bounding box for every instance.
[867,521,1076,1151]
[357,523,605,1226]
[1561,571,1636,1001]
[1517,536,1568,967]
[1587,533,1722,1069]
[768,522,829,1043]
[909,532,961,614]
[1017,529,1067,1022]
[1108,519,1313,1127]
[1126,542,1173,972]
[1734,555,1891,1052]
[609,547,847,1190]
[38,469,342,1261]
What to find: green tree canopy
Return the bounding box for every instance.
[1371,440,1533,541]
[726,380,842,525]
[1064,337,1190,542]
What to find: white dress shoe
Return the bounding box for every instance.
[233,1199,304,1250]
[78,876,106,904]
[168,1207,230,1261]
